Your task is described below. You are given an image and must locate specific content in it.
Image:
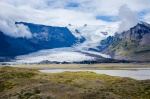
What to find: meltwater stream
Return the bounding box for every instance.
[39,69,150,80]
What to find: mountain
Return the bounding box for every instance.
[0,22,84,57]
[100,21,150,61]
[2,21,150,63]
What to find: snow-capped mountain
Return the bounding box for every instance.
[0,22,84,57]
[0,22,119,64]
[100,21,150,61]
[11,24,118,64]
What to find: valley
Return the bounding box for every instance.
[1,21,150,64]
[0,1,150,99]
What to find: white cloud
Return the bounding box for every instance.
[118,5,139,33]
[0,17,32,38]
[0,0,150,27]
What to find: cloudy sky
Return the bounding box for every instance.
[0,0,150,27]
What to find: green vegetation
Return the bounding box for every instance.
[108,39,150,60]
[13,63,150,70]
[0,66,150,99]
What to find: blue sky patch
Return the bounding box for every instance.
[96,16,116,22]
[138,10,148,16]
[138,10,149,20]
[67,2,79,8]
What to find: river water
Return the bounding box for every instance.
[39,69,150,80]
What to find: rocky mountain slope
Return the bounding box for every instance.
[100,22,150,61]
[0,22,84,57]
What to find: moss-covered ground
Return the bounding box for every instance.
[0,66,150,99]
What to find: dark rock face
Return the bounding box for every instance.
[101,32,108,36]
[119,22,150,40]
[100,36,114,51]
[75,29,80,33]
[0,22,84,57]
[100,22,150,61]
[140,33,150,45]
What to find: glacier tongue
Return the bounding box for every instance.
[14,47,95,64]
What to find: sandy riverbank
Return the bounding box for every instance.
[11,63,150,70]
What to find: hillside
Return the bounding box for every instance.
[0,22,84,57]
[100,22,150,61]
[0,66,150,99]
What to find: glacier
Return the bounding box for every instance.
[14,47,94,63]
[13,25,118,64]
[68,24,118,50]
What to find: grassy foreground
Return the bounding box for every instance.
[0,66,150,99]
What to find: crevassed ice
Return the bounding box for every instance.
[15,47,95,63]
[68,25,118,50]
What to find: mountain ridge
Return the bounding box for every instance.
[0,22,84,57]
[100,21,150,61]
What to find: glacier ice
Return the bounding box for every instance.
[13,25,118,64]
